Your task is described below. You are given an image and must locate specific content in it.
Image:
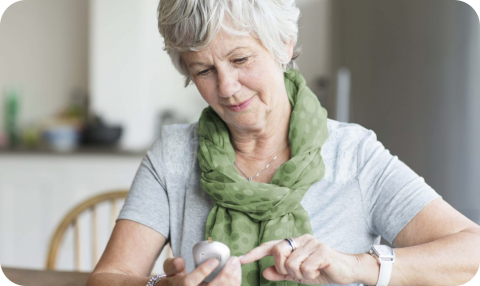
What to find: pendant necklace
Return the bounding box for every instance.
[234,145,289,182]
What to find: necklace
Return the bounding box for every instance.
[234,145,289,182]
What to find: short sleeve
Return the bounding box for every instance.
[357,129,441,244]
[117,134,170,239]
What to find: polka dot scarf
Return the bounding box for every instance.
[197,69,329,286]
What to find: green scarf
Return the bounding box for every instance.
[197,69,328,286]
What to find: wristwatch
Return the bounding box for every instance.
[367,245,395,286]
[146,274,167,286]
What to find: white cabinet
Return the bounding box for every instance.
[0,153,170,274]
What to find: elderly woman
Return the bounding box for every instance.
[87,1,480,286]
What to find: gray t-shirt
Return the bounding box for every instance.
[118,118,441,285]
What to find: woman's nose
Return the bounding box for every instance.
[217,68,241,98]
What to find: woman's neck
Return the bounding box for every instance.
[228,96,292,163]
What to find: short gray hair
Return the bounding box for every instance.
[157,0,301,86]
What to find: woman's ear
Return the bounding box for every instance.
[286,39,294,62]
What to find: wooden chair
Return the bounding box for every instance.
[46,189,173,271]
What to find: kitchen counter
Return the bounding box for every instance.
[0,146,146,157]
[0,152,160,273]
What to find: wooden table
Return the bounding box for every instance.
[2,267,90,286]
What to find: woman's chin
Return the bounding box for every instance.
[227,120,266,133]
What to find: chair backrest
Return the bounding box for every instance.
[46,190,173,271]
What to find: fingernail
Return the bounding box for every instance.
[238,255,245,260]
[209,259,219,267]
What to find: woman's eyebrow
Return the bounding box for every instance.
[188,47,250,69]
[224,46,249,57]
[188,61,210,69]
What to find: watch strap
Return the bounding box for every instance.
[376,258,393,286]
[367,245,395,286]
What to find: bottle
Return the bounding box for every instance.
[4,88,20,148]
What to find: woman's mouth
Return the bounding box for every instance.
[225,96,255,112]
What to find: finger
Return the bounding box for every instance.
[183,258,219,286]
[208,257,241,286]
[272,235,311,276]
[282,235,317,276]
[284,238,319,280]
[235,260,242,286]
[300,247,329,280]
[163,257,186,276]
[262,266,288,281]
[263,266,312,284]
[300,262,321,281]
[239,240,281,264]
[272,240,292,275]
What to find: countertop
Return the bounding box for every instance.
[0,146,145,157]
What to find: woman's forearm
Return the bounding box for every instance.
[354,228,480,285]
[86,272,151,286]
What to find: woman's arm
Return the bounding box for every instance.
[86,219,167,286]
[354,197,480,285]
[239,198,480,285]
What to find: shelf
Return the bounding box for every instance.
[0,146,145,157]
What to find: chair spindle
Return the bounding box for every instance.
[91,206,98,267]
[73,218,80,271]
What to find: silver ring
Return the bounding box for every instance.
[284,237,298,252]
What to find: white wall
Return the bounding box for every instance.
[89,0,207,151]
[0,154,169,274]
[89,0,331,151]
[0,0,89,131]
[0,0,327,151]
[463,2,480,224]
[0,0,207,150]
[329,0,480,223]
[296,0,332,104]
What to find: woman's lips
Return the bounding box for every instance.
[225,96,255,112]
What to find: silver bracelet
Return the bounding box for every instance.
[146,274,167,286]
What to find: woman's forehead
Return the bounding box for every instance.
[182,31,262,65]
[204,30,259,54]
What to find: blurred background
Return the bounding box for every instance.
[0,0,479,276]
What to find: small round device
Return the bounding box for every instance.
[192,237,231,282]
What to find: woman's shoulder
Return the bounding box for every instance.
[147,122,199,177]
[160,121,199,150]
[149,122,199,153]
[325,118,372,142]
[322,118,376,184]
[159,122,199,143]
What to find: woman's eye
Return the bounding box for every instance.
[197,69,211,76]
[233,57,248,64]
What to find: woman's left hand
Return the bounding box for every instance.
[239,234,363,285]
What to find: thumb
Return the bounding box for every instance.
[163,257,187,276]
[263,266,288,281]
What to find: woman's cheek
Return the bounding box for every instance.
[196,80,217,104]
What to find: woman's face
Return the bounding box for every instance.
[181,30,291,132]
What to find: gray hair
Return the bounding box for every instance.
[157,0,301,86]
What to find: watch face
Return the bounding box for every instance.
[375,245,393,257]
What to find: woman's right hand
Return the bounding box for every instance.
[161,256,242,286]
